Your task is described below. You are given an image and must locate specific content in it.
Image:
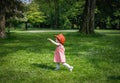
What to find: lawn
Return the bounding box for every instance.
[0,30,120,83]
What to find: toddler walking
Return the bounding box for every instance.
[47,33,73,72]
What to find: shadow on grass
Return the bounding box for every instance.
[107,76,120,80]
[31,63,55,70]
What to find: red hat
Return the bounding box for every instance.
[55,33,65,45]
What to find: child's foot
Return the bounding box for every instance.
[69,66,73,72]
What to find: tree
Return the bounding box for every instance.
[66,0,85,29]
[34,0,60,28]
[54,0,60,28]
[0,0,24,38]
[79,0,96,34]
[95,0,120,29]
[24,0,46,30]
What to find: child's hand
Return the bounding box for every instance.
[47,38,59,46]
[47,38,51,41]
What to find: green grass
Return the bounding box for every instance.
[0,30,120,83]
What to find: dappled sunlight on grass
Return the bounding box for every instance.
[0,30,120,83]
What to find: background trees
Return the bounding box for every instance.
[0,0,119,38]
[25,0,120,30]
[24,0,46,30]
[0,0,24,38]
[95,0,120,29]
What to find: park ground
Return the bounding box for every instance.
[0,30,120,83]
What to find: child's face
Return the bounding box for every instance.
[56,38,60,43]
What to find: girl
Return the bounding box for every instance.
[47,33,73,72]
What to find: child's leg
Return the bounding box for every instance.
[62,63,73,72]
[55,63,60,70]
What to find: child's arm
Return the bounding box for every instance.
[47,38,60,46]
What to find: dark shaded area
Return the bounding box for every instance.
[0,32,55,58]
[107,76,120,80]
[31,63,54,70]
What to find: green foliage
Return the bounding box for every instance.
[28,0,85,29]
[66,0,85,17]
[0,30,120,83]
[3,0,120,29]
[27,12,46,23]
[26,0,46,23]
[60,15,72,29]
[96,0,120,29]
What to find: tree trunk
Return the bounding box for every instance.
[54,0,59,29]
[0,14,6,38]
[25,22,28,30]
[116,20,120,30]
[79,0,96,34]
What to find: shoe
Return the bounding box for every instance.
[69,66,73,72]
